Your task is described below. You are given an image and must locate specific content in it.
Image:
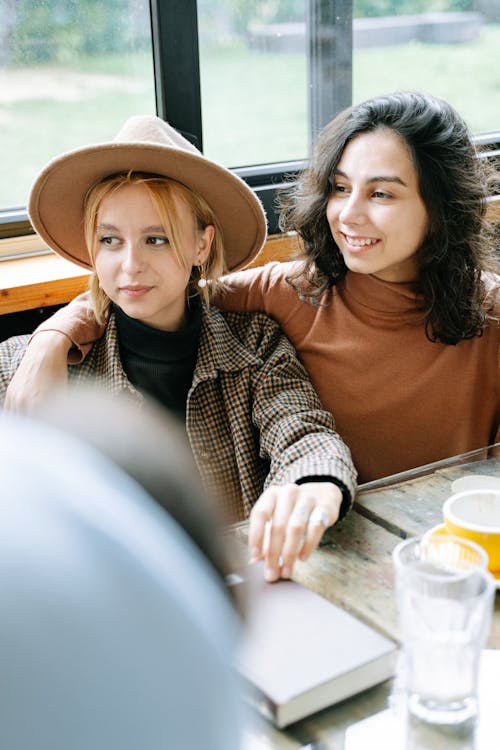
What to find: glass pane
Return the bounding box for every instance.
[197,0,308,168]
[352,1,500,136]
[0,0,156,210]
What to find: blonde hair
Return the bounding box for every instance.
[83,172,227,323]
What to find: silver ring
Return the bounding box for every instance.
[309,508,330,528]
[290,506,310,524]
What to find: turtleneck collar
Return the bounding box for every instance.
[114,297,202,362]
[341,271,426,321]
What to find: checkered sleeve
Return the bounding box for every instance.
[247,313,357,506]
[30,291,104,364]
[0,335,30,404]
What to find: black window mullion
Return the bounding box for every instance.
[149,0,203,150]
[307,0,353,148]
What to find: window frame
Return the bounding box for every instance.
[1,0,499,245]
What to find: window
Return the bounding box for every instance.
[0,0,156,248]
[351,0,500,135]
[1,0,499,252]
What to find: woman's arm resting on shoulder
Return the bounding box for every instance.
[249,482,343,582]
[30,291,104,361]
[4,291,105,413]
[215,262,294,316]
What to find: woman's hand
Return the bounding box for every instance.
[248,482,343,582]
[4,331,72,413]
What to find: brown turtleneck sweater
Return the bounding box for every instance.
[218,263,500,482]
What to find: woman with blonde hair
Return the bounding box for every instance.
[0,115,356,582]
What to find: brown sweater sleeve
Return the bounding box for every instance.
[215,261,300,317]
[30,291,106,364]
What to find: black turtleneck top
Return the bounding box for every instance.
[114,299,202,419]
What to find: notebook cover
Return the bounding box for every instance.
[234,571,397,728]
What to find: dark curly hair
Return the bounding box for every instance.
[279,91,499,344]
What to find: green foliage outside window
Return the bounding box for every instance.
[3,0,150,67]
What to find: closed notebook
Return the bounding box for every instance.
[232,569,397,728]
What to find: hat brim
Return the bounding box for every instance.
[28,141,267,272]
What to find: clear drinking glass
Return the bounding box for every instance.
[392,535,495,725]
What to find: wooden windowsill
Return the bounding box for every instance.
[0,253,90,315]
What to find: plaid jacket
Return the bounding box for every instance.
[0,307,356,520]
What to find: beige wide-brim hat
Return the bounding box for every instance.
[28,115,267,272]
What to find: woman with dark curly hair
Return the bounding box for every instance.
[280,90,497,346]
[6,91,500,483]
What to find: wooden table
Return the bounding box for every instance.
[233,445,500,750]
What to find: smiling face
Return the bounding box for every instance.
[326,128,429,283]
[93,182,213,331]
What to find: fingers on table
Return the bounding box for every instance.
[248,496,275,562]
[249,484,332,582]
[249,484,300,568]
